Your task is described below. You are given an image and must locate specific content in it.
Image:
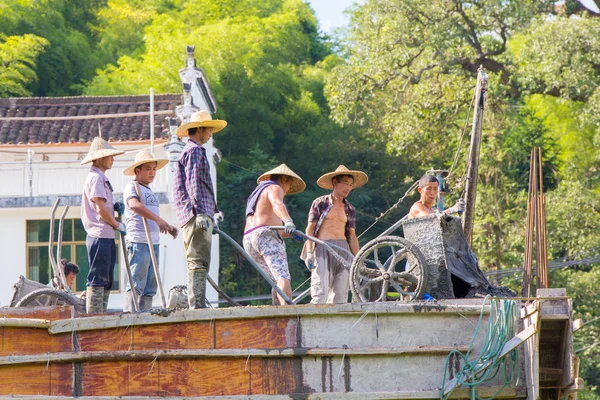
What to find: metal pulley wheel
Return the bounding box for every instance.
[350,236,428,302]
[15,288,85,314]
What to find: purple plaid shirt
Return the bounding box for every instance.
[173,139,218,226]
[308,194,356,243]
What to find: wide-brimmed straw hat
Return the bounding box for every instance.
[317,165,369,190]
[80,137,125,165]
[176,110,227,137]
[257,163,306,195]
[123,150,169,176]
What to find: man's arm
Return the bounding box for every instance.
[127,197,177,236]
[183,149,202,210]
[348,228,359,256]
[305,221,317,252]
[92,197,119,229]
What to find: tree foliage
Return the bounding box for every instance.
[0,34,48,97]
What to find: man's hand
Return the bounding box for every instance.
[305,251,316,269]
[283,218,296,234]
[168,225,179,239]
[446,198,465,214]
[197,215,211,231]
[214,211,225,224]
[114,201,125,216]
[114,222,127,236]
[157,218,171,234]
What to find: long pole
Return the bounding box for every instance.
[461,66,488,244]
[150,89,155,156]
[118,215,139,312]
[134,181,167,308]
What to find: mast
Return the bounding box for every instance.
[461,66,488,243]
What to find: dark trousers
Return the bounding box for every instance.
[86,236,116,290]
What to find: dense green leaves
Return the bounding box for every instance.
[0,34,48,97]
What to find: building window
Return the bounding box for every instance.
[26,219,120,292]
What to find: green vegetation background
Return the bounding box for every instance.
[2,0,600,395]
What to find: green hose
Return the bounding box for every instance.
[440,296,520,400]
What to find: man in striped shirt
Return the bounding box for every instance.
[173,110,227,309]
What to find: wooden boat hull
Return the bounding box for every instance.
[0,293,580,399]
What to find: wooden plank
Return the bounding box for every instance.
[216,318,297,349]
[0,346,472,366]
[0,306,73,321]
[0,327,71,356]
[81,361,129,396]
[128,361,159,396]
[49,302,492,334]
[50,363,72,396]
[0,318,50,328]
[134,321,213,350]
[0,364,51,395]
[262,358,301,395]
[78,327,134,352]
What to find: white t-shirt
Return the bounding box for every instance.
[124,181,160,244]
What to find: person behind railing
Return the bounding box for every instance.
[173,110,227,309]
[243,164,306,305]
[408,174,464,218]
[80,137,126,314]
[301,166,367,304]
[122,150,178,312]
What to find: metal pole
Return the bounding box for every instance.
[461,66,488,243]
[56,205,72,293]
[150,89,155,156]
[117,215,139,312]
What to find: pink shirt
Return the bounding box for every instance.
[81,166,115,239]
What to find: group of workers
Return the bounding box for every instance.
[75,110,465,314]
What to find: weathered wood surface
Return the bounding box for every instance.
[0,296,579,398]
[49,301,492,334]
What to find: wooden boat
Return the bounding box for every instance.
[0,287,582,399]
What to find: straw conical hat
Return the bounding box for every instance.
[176,110,227,137]
[317,165,368,190]
[123,150,169,176]
[257,163,306,195]
[80,137,125,165]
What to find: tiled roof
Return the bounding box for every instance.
[0,94,181,145]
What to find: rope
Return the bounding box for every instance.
[357,180,419,239]
[448,91,476,180]
[440,296,520,400]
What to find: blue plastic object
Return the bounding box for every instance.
[422,292,435,301]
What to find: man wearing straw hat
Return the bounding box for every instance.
[173,110,227,309]
[80,136,125,314]
[122,150,178,312]
[302,165,368,304]
[243,164,306,305]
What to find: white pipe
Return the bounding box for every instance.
[150,88,155,156]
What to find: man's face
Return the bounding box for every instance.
[333,176,354,197]
[96,156,114,170]
[198,127,214,144]
[280,177,292,195]
[135,162,158,185]
[418,181,439,206]
[65,272,76,288]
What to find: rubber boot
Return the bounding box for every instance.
[86,287,104,314]
[123,291,135,313]
[102,291,110,312]
[139,296,153,311]
[187,269,208,309]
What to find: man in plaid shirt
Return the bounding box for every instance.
[173,110,227,309]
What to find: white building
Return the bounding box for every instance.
[0,47,222,308]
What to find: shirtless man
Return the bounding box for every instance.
[409,174,465,218]
[243,164,306,305]
[303,165,368,304]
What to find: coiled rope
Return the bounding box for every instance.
[440,296,520,400]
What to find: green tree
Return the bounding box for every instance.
[0,34,48,97]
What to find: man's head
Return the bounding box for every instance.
[271,174,293,195]
[332,174,355,198]
[188,126,215,144]
[417,174,439,207]
[92,155,114,172]
[60,259,80,288]
[134,161,158,185]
